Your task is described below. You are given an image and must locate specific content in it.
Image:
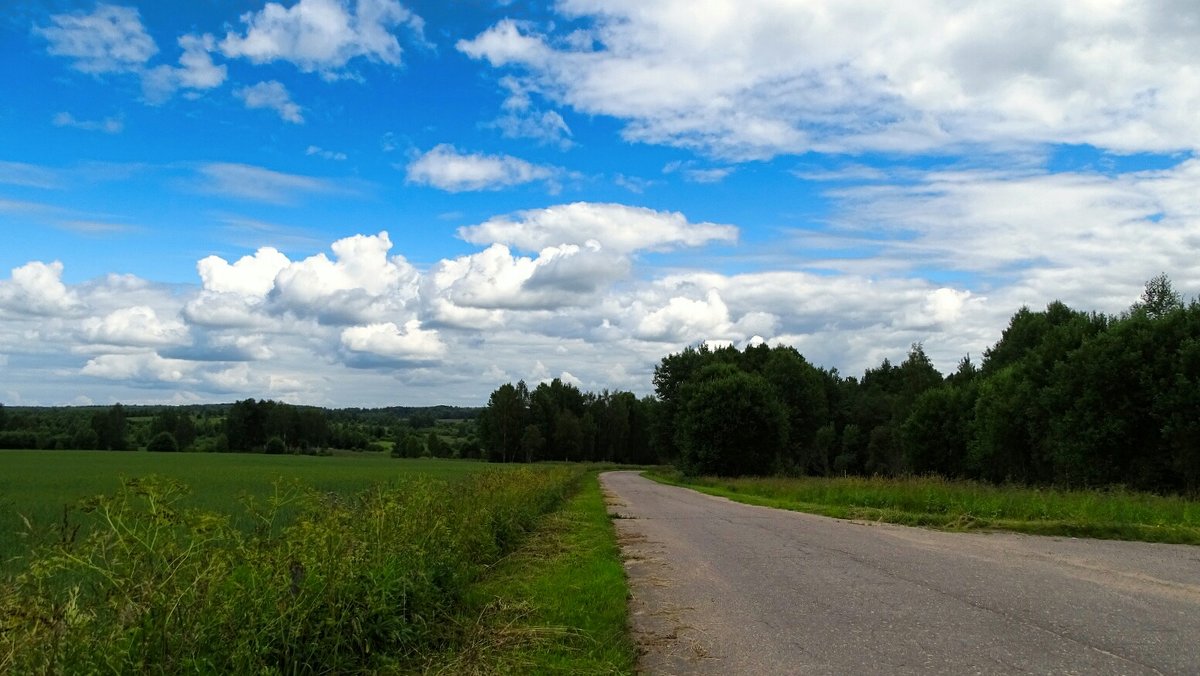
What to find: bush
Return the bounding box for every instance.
[146,431,178,452]
[264,436,286,455]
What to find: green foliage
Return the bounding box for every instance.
[676,365,788,476]
[146,430,178,453]
[0,467,581,673]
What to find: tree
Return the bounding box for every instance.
[520,424,545,463]
[675,365,789,476]
[478,382,528,462]
[91,404,128,451]
[1134,273,1183,320]
[146,431,178,453]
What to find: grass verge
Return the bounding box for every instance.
[425,472,636,675]
[646,470,1200,545]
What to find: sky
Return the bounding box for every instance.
[1,0,1198,407]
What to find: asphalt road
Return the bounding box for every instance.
[600,471,1200,675]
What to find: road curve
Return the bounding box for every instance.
[600,471,1200,675]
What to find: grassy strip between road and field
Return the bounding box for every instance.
[424,472,636,675]
[645,470,1200,545]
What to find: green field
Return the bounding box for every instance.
[0,450,494,572]
[649,470,1200,544]
[0,451,637,673]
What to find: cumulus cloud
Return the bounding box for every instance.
[81,352,190,382]
[235,81,304,123]
[197,247,292,297]
[0,261,82,316]
[340,320,447,362]
[36,4,157,74]
[270,231,420,323]
[219,0,425,78]
[459,202,737,254]
[459,1,1200,159]
[82,306,190,347]
[426,203,738,316]
[428,242,621,312]
[406,144,556,192]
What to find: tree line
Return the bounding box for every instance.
[476,275,1199,494]
[476,379,657,465]
[0,401,480,455]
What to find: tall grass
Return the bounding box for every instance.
[649,471,1200,544]
[0,466,581,673]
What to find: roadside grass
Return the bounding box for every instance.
[646,470,1200,545]
[1,465,582,673]
[425,471,636,675]
[0,451,494,573]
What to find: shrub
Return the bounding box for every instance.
[146,431,178,452]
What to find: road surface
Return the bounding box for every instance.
[600,471,1200,675]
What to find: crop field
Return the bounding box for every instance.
[0,452,630,673]
[0,450,494,570]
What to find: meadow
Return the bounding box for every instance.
[0,451,635,673]
[649,471,1200,544]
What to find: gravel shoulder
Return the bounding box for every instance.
[601,471,1200,675]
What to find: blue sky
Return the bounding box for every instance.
[2,0,1198,406]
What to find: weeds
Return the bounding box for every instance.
[1,466,581,673]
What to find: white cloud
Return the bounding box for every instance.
[194,163,335,203]
[270,231,420,323]
[489,76,574,149]
[426,203,738,316]
[0,161,62,190]
[635,288,732,342]
[53,112,123,134]
[141,33,228,103]
[340,320,447,362]
[406,144,555,192]
[459,202,737,254]
[460,1,1200,159]
[82,306,190,348]
[804,159,1200,321]
[427,242,620,312]
[306,145,347,160]
[219,0,425,78]
[81,352,190,382]
[36,4,157,74]
[235,81,304,123]
[197,247,291,297]
[0,261,82,317]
